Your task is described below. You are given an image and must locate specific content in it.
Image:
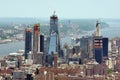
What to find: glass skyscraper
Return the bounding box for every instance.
[25,27,32,59]
[102,38,108,57]
[94,36,103,64]
[49,12,61,57]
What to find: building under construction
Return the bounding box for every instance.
[33,23,40,64]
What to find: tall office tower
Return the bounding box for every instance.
[40,34,45,65]
[49,12,61,57]
[40,34,44,52]
[94,36,103,64]
[96,21,101,36]
[33,23,40,64]
[25,27,32,59]
[80,36,92,63]
[102,38,108,57]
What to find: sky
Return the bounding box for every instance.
[0,0,120,19]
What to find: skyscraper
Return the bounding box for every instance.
[25,27,32,59]
[49,12,61,57]
[40,34,45,65]
[80,36,93,63]
[102,38,108,57]
[80,36,89,63]
[94,36,103,64]
[40,34,44,52]
[33,23,40,64]
[93,21,103,64]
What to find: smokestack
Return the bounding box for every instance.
[96,20,100,36]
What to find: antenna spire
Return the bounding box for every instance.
[53,11,56,15]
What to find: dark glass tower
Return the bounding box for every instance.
[40,34,44,52]
[102,38,108,57]
[25,27,32,59]
[94,36,103,64]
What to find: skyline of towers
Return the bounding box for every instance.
[25,27,32,59]
[24,23,45,65]
[24,13,109,66]
[24,12,61,65]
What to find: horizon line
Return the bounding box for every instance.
[0,17,120,20]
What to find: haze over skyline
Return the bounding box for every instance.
[0,0,120,19]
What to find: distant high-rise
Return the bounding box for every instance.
[49,12,61,57]
[80,36,89,63]
[102,38,108,57]
[93,20,104,64]
[94,36,103,64]
[40,34,45,65]
[80,36,93,63]
[33,23,40,64]
[25,27,32,59]
[40,34,44,52]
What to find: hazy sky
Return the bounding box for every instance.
[0,0,120,19]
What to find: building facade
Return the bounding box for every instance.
[40,34,44,52]
[33,24,40,64]
[25,27,32,59]
[49,12,61,57]
[93,36,103,64]
[102,38,108,57]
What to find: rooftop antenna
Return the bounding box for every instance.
[53,11,56,15]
